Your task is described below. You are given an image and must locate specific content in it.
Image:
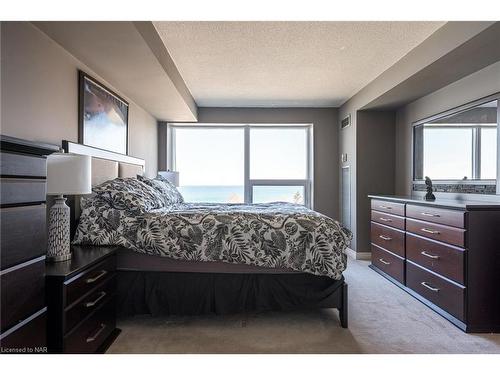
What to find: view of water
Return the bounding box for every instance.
[178,185,304,204]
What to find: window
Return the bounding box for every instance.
[481,127,498,179]
[414,98,498,182]
[422,127,473,180]
[420,125,497,180]
[172,127,244,203]
[168,124,313,207]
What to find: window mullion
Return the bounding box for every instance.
[472,127,481,179]
[244,125,250,204]
[476,127,481,180]
[167,126,176,171]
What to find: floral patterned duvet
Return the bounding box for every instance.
[73,197,352,280]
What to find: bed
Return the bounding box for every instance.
[63,141,352,328]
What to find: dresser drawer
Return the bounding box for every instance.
[406,261,465,321]
[0,308,47,352]
[0,178,46,206]
[406,233,465,284]
[0,205,47,270]
[0,151,47,178]
[371,222,405,257]
[65,256,116,307]
[371,210,405,230]
[65,276,116,334]
[371,244,404,283]
[371,199,405,216]
[1,257,46,332]
[406,205,465,228]
[64,298,115,353]
[406,218,465,247]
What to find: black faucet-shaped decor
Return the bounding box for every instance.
[424,176,436,201]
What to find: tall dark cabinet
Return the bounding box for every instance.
[0,135,60,352]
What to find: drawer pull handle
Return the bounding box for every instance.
[421,281,440,292]
[421,212,440,217]
[421,251,440,260]
[421,228,440,235]
[379,205,392,210]
[379,235,392,241]
[86,323,107,343]
[86,270,108,284]
[378,258,391,265]
[379,217,392,222]
[84,291,107,308]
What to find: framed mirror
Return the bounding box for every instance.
[413,93,499,194]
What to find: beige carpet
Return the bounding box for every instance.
[107,259,500,354]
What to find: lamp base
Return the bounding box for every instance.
[46,252,72,263]
[47,195,71,262]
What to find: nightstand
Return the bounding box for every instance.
[46,245,120,353]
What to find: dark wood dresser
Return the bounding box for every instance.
[46,245,120,353]
[369,195,500,333]
[0,135,60,352]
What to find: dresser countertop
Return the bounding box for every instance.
[368,195,500,210]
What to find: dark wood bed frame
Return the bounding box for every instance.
[62,140,349,328]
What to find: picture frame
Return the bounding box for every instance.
[78,70,129,155]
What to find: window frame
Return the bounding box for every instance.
[167,123,314,208]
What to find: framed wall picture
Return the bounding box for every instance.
[78,71,129,154]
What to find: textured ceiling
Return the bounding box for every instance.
[154,21,446,107]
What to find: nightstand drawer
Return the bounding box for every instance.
[65,276,116,334]
[1,256,45,332]
[64,298,115,354]
[371,221,405,257]
[65,257,116,307]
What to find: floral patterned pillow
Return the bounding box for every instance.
[92,177,166,214]
[137,175,184,205]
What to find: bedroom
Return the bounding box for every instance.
[1,0,500,372]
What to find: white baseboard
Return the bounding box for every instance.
[345,247,371,261]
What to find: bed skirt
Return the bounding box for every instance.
[116,271,346,318]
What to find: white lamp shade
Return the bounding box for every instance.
[47,153,92,195]
[158,171,180,187]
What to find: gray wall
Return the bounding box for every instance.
[339,103,359,251]
[395,61,500,195]
[1,22,158,177]
[337,109,396,253]
[163,107,340,220]
[356,111,396,253]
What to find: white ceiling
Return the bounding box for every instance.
[154,22,446,107]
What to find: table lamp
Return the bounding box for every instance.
[46,153,91,262]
